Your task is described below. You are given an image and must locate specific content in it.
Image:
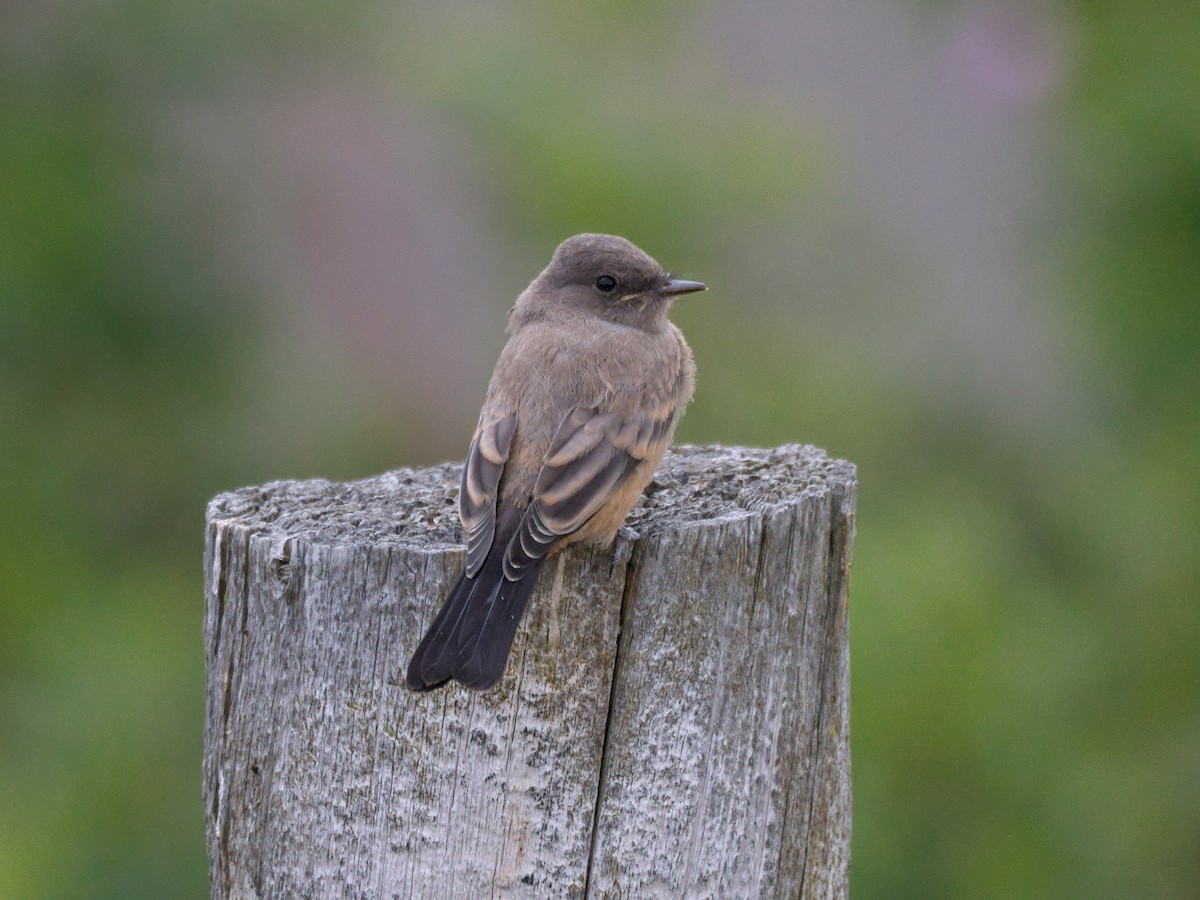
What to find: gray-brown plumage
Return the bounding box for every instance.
[406,234,704,691]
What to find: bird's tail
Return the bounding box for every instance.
[406,541,543,691]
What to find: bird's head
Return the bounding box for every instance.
[512,234,705,331]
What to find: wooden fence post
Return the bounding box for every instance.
[203,444,856,899]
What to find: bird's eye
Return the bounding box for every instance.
[594,275,618,294]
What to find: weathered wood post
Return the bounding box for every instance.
[204,444,856,899]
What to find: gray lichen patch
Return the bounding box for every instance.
[628,444,856,534]
[206,462,466,550]
[205,444,856,551]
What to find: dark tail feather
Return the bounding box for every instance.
[452,558,542,690]
[404,565,485,692]
[406,543,543,692]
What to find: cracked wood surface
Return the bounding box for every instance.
[203,444,856,899]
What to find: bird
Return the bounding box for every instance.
[405,233,705,692]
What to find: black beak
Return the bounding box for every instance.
[661,277,707,296]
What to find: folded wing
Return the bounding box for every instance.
[459,406,516,576]
[503,404,672,580]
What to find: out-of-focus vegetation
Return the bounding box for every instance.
[1,1,1196,897]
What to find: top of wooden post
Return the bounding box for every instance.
[207,443,856,549]
[204,442,857,897]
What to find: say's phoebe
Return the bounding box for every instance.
[406,234,705,692]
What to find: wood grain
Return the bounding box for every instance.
[204,444,856,899]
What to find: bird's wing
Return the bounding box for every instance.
[502,403,673,580]
[459,405,517,577]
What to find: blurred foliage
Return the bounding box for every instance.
[0,4,249,896]
[1,1,1197,898]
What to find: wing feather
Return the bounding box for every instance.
[460,408,516,577]
[544,408,610,466]
[502,403,672,580]
[538,439,615,506]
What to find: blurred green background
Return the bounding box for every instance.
[2,0,1196,897]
